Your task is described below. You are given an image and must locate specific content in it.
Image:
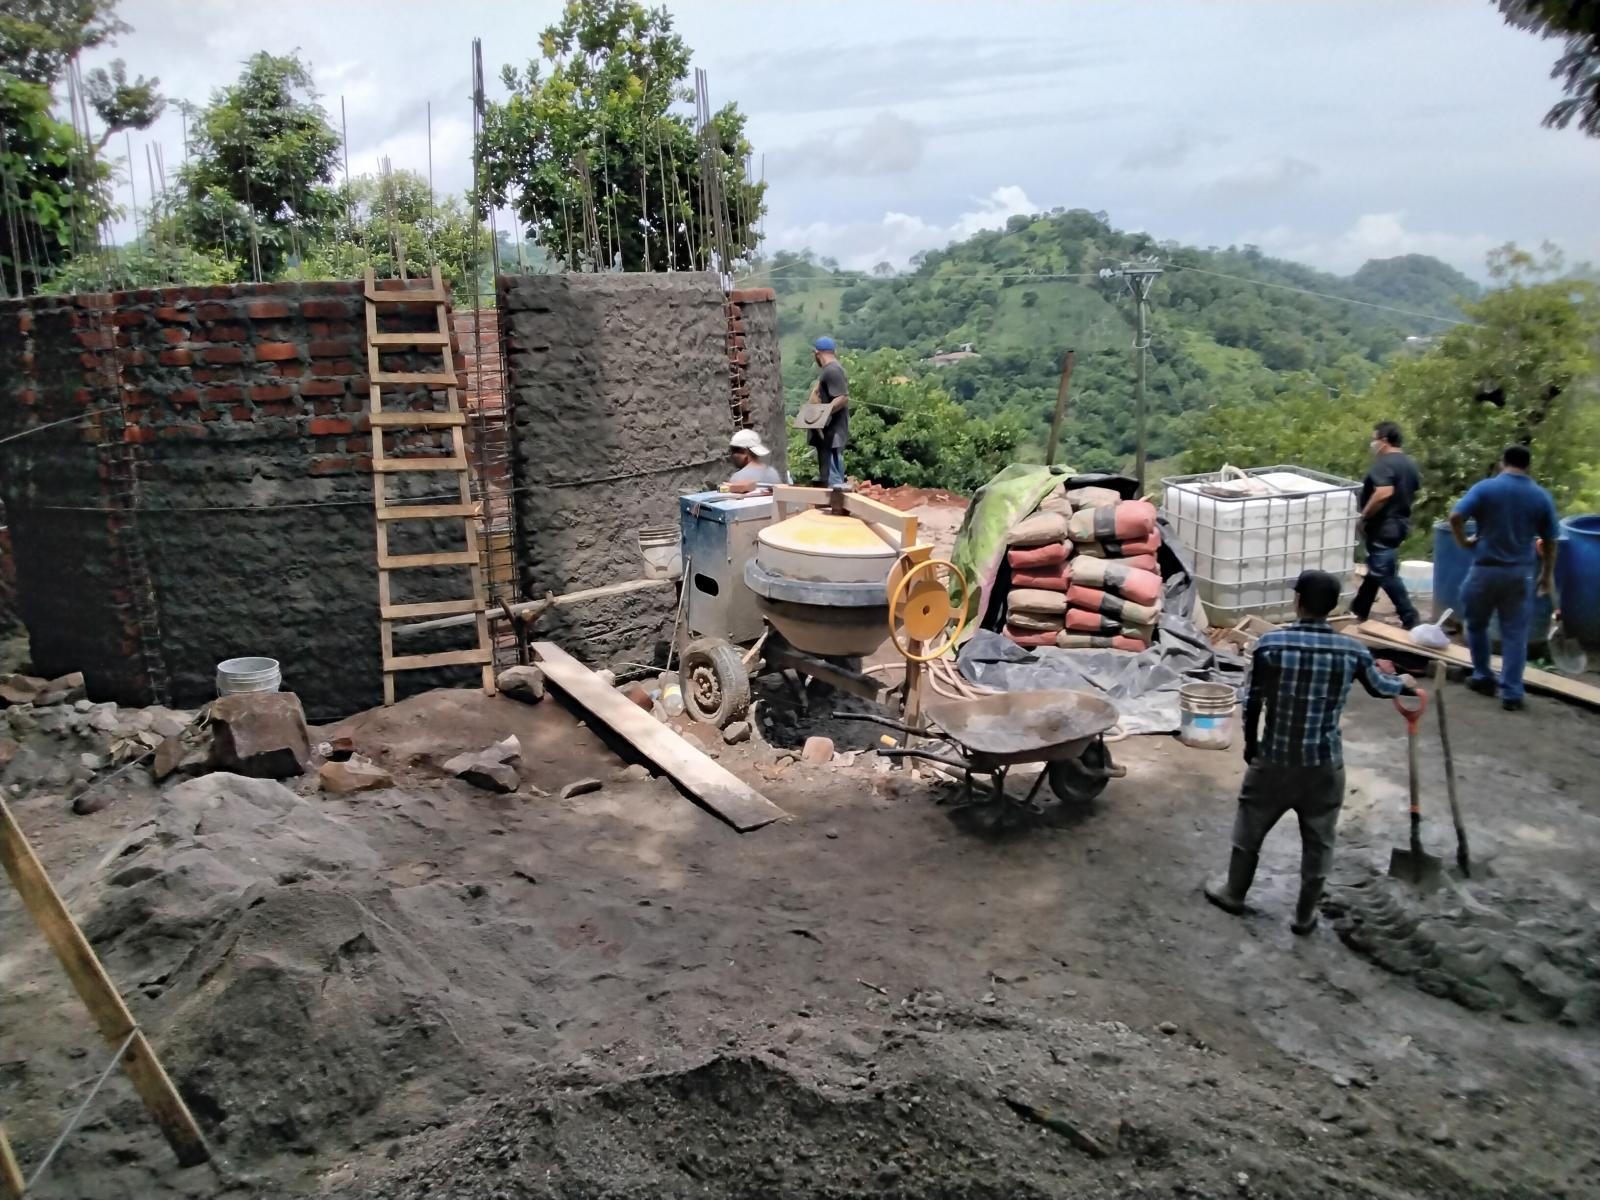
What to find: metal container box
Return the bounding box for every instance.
[679,491,772,644]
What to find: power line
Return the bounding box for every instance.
[1164,262,1473,327]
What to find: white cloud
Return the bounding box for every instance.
[770,186,1039,270]
[769,112,925,178]
[1243,213,1501,277]
[1204,155,1320,199]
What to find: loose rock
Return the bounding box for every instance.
[319,756,395,795]
[496,665,546,704]
[722,720,752,745]
[801,736,834,764]
[208,692,313,778]
[560,778,603,799]
[34,672,85,707]
[615,764,651,782]
[1157,1021,1179,1036]
[0,674,49,706]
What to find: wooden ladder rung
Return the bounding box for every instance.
[371,370,457,386]
[372,456,469,473]
[369,411,466,427]
[385,647,493,671]
[369,331,450,347]
[366,288,448,304]
[380,598,482,620]
[375,502,478,521]
[379,549,479,569]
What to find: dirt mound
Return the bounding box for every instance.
[852,481,969,511]
[337,1054,1076,1200]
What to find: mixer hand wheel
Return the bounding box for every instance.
[887,554,970,663]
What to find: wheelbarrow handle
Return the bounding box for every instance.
[876,747,972,771]
[1392,688,1427,732]
[830,711,927,738]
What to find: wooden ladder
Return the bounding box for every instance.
[364,267,493,704]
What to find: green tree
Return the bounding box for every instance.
[42,240,238,293]
[291,170,493,307]
[1498,0,1600,136]
[0,0,162,142]
[164,51,341,279]
[478,0,763,272]
[0,75,106,294]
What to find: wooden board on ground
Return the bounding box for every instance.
[1353,620,1600,709]
[531,641,789,832]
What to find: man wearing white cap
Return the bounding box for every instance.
[724,428,783,494]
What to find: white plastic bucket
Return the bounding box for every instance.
[1178,681,1237,750]
[1399,559,1433,602]
[216,656,281,696]
[638,524,683,580]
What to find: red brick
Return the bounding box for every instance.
[198,324,248,343]
[108,310,147,327]
[301,300,353,319]
[249,384,294,403]
[308,456,353,476]
[159,349,194,366]
[155,327,186,345]
[203,346,245,364]
[270,363,307,378]
[159,423,206,440]
[76,330,113,350]
[245,300,290,319]
[307,340,352,358]
[301,379,346,396]
[16,313,32,333]
[315,361,364,376]
[197,408,223,423]
[204,384,243,404]
[257,401,292,418]
[230,406,253,422]
[194,303,231,321]
[254,342,299,362]
[152,306,190,323]
[170,388,201,406]
[122,390,152,408]
[309,417,353,436]
[122,349,149,366]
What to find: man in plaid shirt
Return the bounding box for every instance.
[1204,570,1415,934]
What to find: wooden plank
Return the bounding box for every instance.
[371,456,470,473]
[365,287,448,304]
[0,799,210,1167]
[0,1124,25,1200]
[844,492,917,549]
[1352,619,1600,709]
[392,576,673,636]
[532,641,789,832]
[371,370,458,386]
[379,549,478,569]
[380,597,482,620]
[369,410,466,427]
[384,646,493,671]
[376,501,478,521]
[369,330,450,347]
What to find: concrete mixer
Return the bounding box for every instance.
[676,485,967,728]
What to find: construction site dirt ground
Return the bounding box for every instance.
[2,665,1598,1200]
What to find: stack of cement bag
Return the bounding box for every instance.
[1002,487,1164,653]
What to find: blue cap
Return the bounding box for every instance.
[813,336,836,352]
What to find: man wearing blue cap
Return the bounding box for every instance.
[807,336,849,486]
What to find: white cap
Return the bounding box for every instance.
[729,429,770,457]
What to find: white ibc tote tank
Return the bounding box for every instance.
[1160,464,1360,624]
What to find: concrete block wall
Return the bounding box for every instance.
[0,281,472,716]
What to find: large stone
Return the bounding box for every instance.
[443,735,522,794]
[152,733,188,781]
[0,674,48,706]
[208,692,312,779]
[801,735,834,765]
[496,665,546,704]
[34,672,85,707]
[0,737,19,768]
[319,756,395,795]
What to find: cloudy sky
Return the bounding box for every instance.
[88,0,1599,280]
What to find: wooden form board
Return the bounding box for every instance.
[768,485,919,550]
[0,798,209,1170]
[532,641,789,832]
[364,266,493,704]
[1353,620,1600,709]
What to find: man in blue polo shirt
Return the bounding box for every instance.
[1449,445,1559,711]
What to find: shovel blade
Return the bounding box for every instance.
[1388,846,1444,888]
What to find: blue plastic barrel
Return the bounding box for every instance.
[1554,514,1600,646]
[1429,519,1552,649]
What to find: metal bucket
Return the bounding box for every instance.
[216,656,281,696]
[1178,681,1237,751]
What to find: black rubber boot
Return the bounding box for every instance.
[1203,849,1258,915]
[1290,876,1326,935]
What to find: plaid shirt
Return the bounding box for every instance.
[1246,619,1404,768]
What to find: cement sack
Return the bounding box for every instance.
[1056,631,1149,653]
[1007,542,1069,570]
[1065,584,1162,627]
[1067,499,1158,544]
[1069,558,1163,606]
[1065,485,1122,511]
[1006,611,1064,634]
[1005,511,1070,548]
[1011,564,1071,593]
[1074,533,1162,559]
[1005,626,1060,648]
[1038,495,1075,516]
[1008,587,1069,616]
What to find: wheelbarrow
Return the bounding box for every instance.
[836,689,1125,811]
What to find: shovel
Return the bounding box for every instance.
[1548,608,1588,676]
[1387,689,1443,888]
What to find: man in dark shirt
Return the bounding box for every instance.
[809,336,849,486]
[1350,421,1422,628]
[1204,570,1413,934]
[1449,444,1560,711]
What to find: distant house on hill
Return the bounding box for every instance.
[927,342,980,367]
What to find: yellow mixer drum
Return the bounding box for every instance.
[754,509,899,583]
[744,508,899,658]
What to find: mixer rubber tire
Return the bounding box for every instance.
[681,637,751,727]
[1048,741,1112,804]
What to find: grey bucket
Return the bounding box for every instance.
[216,656,281,696]
[1178,681,1237,750]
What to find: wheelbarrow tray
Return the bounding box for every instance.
[922,690,1120,768]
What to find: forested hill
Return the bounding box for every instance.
[753,208,1480,473]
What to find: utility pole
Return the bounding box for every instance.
[1100,261,1163,491]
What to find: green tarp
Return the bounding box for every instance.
[948,464,1073,635]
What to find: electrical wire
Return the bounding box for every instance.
[1164,262,1473,327]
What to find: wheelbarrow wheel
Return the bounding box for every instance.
[1048,741,1112,805]
[681,637,751,727]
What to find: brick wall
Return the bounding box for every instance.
[0,281,473,716]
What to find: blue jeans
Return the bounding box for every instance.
[1352,540,1419,627]
[816,444,845,487]
[1460,563,1535,701]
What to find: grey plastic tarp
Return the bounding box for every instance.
[955,513,1250,736]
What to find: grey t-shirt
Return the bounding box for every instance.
[729,462,782,486]
[810,361,850,449]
